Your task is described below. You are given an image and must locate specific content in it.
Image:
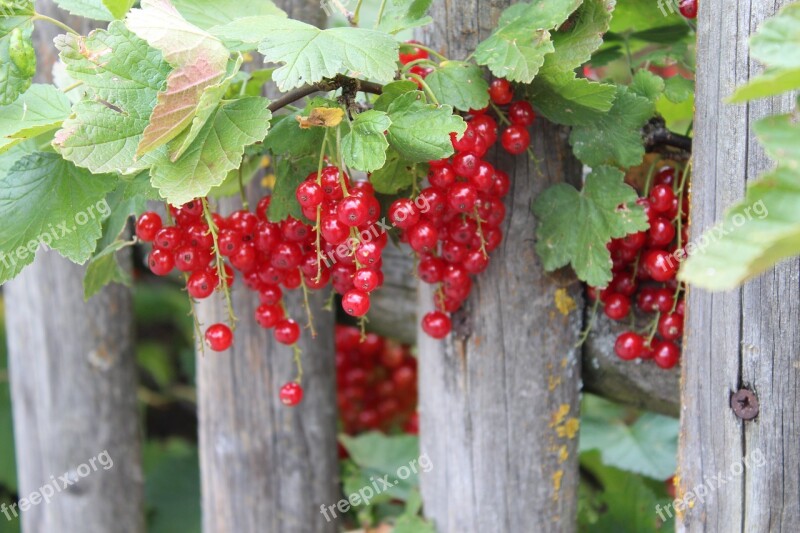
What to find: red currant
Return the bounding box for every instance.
[274,319,300,345]
[615,332,644,361]
[422,311,452,339]
[488,79,513,105]
[205,323,233,351]
[500,125,531,155]
[136,212,162,242]
[279,382,304,406]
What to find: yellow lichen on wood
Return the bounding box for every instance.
[550,404,570,427]
[551,470,563,501]
[557,445,569,464]
[554,288,577,316]
[556,417,580,439]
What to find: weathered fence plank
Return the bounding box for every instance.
[678,1,800,531]
[4,6,143,532]
[416,3,584,531]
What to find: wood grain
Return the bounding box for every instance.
[678,1,800,531]
[416,2,584,530]
[3,3,144,532]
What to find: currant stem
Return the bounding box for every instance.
[32,13,79,35]
[237,166,249,211]
[292,344,304,384]
[575,297,600,348]
[472,207,490,259]
[202,198,237,328]
[299,274,317,338]
[267,75,383,114]
[314,135,329,283]
[406,73,439,105]
[405,42,448,62]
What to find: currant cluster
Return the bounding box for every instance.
[294,167,386,318]
[391,78,532,338]
[588,165,688,369]
[136,197,314,406]
[336,326,418,435]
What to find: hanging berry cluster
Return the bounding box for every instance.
[588,165,689,369]
[335,326,418,435]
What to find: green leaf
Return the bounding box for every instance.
[542,0,614,74]
[373,80,417,112]
[342,110,391,172]
[663,74,693,103]
[103,0,135,19]
[474,0,582,83]
[527,73,616,126]
[629,69,665,104]
[212,16,399,90]
[754,113,800,169]
[0,84,72,154]
[267,155,317,223]
[339,432,421,501]
[749,2,800,70]
[0,1,35,105]
[376,0,433,34]
[386,91,466,163]
[0,152,117,283]
[580,395,678,480]
[369,147,425,195]
[173,0,285,30]
[533,165,649,287]
[568,85,654,168]
[729,67,800,103]
[630,24,690,44]
[125,0,234,156]
[143,440,201,533]
[424,61,490,112]
[54,0,116,21]
[54,21,171,174]
[150,96,271,205]
[679,166,800,290]
[83,239,133,300]
[263,109,325,159]
[395,515,436,533]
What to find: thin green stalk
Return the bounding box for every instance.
[374,0,388,28]
[32,13,79,35]
[202,199,237,328]
[407,73,439,105]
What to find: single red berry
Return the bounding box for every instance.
[255,304,284,329]
[648,217,676,247]
[463,250,490,274]
[615,332,645,361]
[205,323,233,351]
[148,248,174,276]
[187,269,216,299]
[136,212,162,242]
[508,101,536,127]
[489,79,514,105]
[650,184,676,214]
[388,198,420,229]
[452,152,480,179]
[658,312,684,341]
[217,229,244,257]
[320,216,350,245]
[422,311,452,339]
[399,40,429,65]
[678,0,697,19]
[604,293,631,321]
[279,382,304,406]
[620,231,647,250]
[470,114,498,145]
[654,166,676,186]
[296,181,324,208]
[342,289,371,317]
[407,221,439,254]
[446,183,478,213]
[354,268,380,292]
[337,196,370,227]
[500,125,531,155]
[274,319,301,345]
[653,340,681,369]
[644,249,678,282]
[154,227,183,251]
[174,246,202,272]
[428,164,457,188]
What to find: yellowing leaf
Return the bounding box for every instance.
[296,107,344,129]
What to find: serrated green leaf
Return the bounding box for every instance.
[125,0,234,157]
[527,73,616,126]
[150,97,271,205]
[83,238,133,300]
[569,85,654,168]
[267,155,317,223]
[580,395,678,480]
[339,432,421,501]
[0,3,34,105]
[369,147,424,195]
[424,61,490,112]
[663,74,693,103]
[679,166,800,290]
[728,67,800,103]
[173,0,285,30]
[210,152,263,199]
[376,0,433,34]
[0,152,117,284]
[54,0,115,21]
[386,91,465,163]
[342,110,391,172]
[629,69,665,104]
[533,165,649,287]
[754,113,800,169]
[750,2,800,70]
[53,21,171,174]
[0,84,72,154]
[543,0,614,74]
[263,110,325,158]
[474,0,582,83]
[212,16,399,90]
[373,80,417,112]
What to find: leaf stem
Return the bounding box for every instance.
[61,80,84,93]
[32,13,79,35]
[237,166,249,210]
[375,0,388,28]
[406,73,439,105]
[404,42,448,62]
[352,0,364,25]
